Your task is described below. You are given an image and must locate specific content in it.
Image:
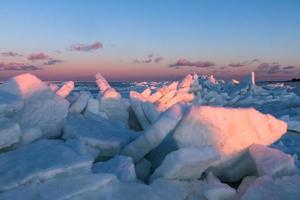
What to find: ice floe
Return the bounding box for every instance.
[0,71,299,199]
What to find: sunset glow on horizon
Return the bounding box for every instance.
[0,0,299,82]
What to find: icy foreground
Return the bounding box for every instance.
[0,72,299,199]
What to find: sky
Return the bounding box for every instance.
[0,0,300,81]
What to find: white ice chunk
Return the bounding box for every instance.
[150,179,190,200]
[0,91,23,115]
[0,174,118,200]
[18,126,42,146]
[173,106,287,181]
[141,101,160,123]
[55,81,74,98]
[92,155,137,182]
[236,176,257,199]
[0,117,21,149]
[141,87,152,97]
[201,172,236,200]
[129,91,150,129]
[0,139,93,192]
[122,104,186,162]
[241,175,300,200]
[48,83,59,92]
[157,90,176,105]
[165,93,194,109]
[0,73,47,99]
[249,144,296,177]
[63,114,135,157]
[178,74,194,88]
[95,72,111,93]
[150,146,219,181]
[64,138,89,156]
[99,89,129,126]
[84,98,109,119]
[96,73,129,126]
[13,90,70,138]
[148,91,162,103]
[72,182,161,200]
[69,91,92,113]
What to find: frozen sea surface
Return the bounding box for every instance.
[0,74,300,199]
[63,80,300,167]
[50,80,300,99]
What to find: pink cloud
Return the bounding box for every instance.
[169,59,215,68]
[134,55,164,64]
[70,42,103,52]
[28,53,48,61]
[154,57,164,63]
[1,51,22,57]
[43,59,63,66]
[228,63,246,67]
[0,62,40,71]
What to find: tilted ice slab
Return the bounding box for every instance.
[150,146,219,181]
[92,155,137,182]
[129,91,151,129]
[95,72,111,93]
[249,144,296,177]
[0,139,93,192]
[129,91,160,129]
[84,98,109,119]
[122,104,187,162]
[241,175,300,200]
[55,81,74,98]
[0,174,118,200]
[13,90,70,138]
[69,91,92,113]
[96,73,129,126]
[173,106,287,181]
[63,114,136,157]
[0,117,21,150]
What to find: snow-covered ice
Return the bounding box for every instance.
[0,117,21,149]
[63,113,136,157]
[173,105,287,181]
[249,144,296,177]
[96,73,130,126]
[92,155,137,182]
[240,175,300,200]
[150,146,219,181]
[122,104,187,162]
[0,73,48,98]
[18,126,42,146]
[69,91,92,113]
[0,71,299,199]
[84,98,109,119]
[0,174,118,200]
[0,91,23,115]
[13,90,70,138]
[0,139,93,192]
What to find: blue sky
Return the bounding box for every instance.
[0,0,299,81]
